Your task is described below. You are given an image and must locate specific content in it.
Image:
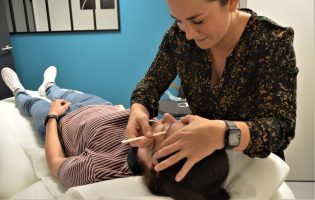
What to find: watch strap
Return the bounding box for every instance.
[224,120,238,129]
[224,120,240,150]
[44,114,59,126]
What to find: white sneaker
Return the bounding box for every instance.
[38,66,57,96]
[1,67,25,95]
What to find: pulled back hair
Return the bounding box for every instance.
[207,0,229,6]
[142,149,230,200]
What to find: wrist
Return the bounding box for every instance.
[44,114,59,126]
[223,120,242,150]
[233,121,250,151]
[209,120,226,150]
[218,120,227,149]
[131,103,149,116]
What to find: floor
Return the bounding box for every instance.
[286,181,314,200]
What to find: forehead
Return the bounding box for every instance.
[167,0,207,13]
[166,0,219,19]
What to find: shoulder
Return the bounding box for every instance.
[164,23,185,39]
[244,9,294,44]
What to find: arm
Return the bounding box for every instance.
[152,116,249,182]
[45,99,71,178]
[126,24,180,146]
[244,28,298,157]
[125,103,153,148]
[130,23,179,118]
[153,28,298,181]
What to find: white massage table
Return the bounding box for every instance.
[0,91,295,199]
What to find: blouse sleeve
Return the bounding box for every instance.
[244,28,299,157]
[130,24,179,118]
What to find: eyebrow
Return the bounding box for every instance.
[149,119,157,126]
[170,13,203,22]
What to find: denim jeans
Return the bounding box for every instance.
[15,85,111,140]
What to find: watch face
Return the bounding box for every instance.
[229,129,241,146]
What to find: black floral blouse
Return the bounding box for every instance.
[131,9,298,158]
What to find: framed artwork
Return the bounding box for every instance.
[4,0,120,33]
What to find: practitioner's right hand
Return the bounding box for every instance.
[49,99,71,116]
[125,103,153,148]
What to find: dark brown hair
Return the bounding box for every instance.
[142,149,230,200]
[207,0,229,6]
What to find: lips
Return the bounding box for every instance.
[195,37,207,42]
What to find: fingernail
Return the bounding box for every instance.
[152,158,158,165]
[152,152,158,159]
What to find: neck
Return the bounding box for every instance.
[210,10,240,56]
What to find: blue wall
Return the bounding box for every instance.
[10,1,173,108]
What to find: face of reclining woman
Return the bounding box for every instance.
[137,114,230,199]
[137,113,184,168]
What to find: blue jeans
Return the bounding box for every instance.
[15,85,111,140]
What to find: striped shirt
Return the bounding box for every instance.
[57,105,133,187]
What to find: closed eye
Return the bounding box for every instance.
[174,19,182,24]
[149,119,157,126]
[192,20,204,25]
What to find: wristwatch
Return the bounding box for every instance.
[224,120,241,150]
[44,114,59,126]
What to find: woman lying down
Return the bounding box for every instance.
[1,66,230,200]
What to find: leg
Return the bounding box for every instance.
[46,85,112,113]
[2,67,50,140]
[38,66,57,96]
[38,66,112,113]
[1,68,25,95]
[15,90,51,140]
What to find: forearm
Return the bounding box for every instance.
[243,118,295,158]
[212,120,250,151]
[230,119,295,157]
[244,31,297,157]
[45,118,65,178]
[130,83,160,118]
[130,33,178,117]
[130,103,150,117]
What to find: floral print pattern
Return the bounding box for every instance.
[131,10,298,158]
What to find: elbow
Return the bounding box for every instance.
[47,157,65,179]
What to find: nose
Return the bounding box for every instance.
[183,23,198,40]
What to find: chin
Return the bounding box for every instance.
[194,38,213,50]
[195,41,211,50]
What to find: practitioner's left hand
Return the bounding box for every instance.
[152,115,226,182]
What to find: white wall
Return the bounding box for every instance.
[246,0,314,181]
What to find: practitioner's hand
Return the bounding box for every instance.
[125,103,153,148]
[49,99,71,116]
[152,115,226,182]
